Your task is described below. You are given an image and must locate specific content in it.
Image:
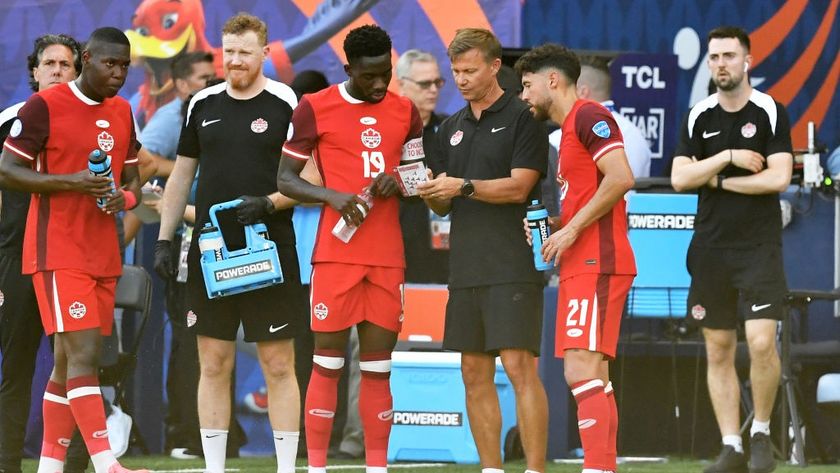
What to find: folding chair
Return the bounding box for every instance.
[98,264,153,453]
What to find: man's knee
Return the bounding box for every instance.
[500,350,537,387]
[461,355,495,389]
[747,334,778,363]
[198,339,235,379]
[704,330,737,366]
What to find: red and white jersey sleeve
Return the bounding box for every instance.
[282,96,318,161]
[3,95,49,163]
[573,102,624,162]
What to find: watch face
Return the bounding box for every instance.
[461,180,475,196]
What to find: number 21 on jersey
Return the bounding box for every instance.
[361,151,384,177]
[566,297,597,335]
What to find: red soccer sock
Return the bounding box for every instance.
[305,349,344,468]
[571,379,610,471]
[66,375,111,457]
[40,380,76,461]
[605,382,618,471]
[359,351,393,468]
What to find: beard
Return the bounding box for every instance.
[226,67,259,90]
[713,71,744,92]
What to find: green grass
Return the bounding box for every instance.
[21,456,840,472]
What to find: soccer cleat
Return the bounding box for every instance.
[749,433,776,473]
[170,447,201,460]
[106,404,133,458]
[704,445,748,473]
[106,464,150,473]
[243,386,269,414]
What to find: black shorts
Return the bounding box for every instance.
[686,243,787,330]
[185,244,307,342]
[443,282,543,356]
[0,251,39,333]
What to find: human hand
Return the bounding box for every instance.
[153,240,176,280]
[236,195,273,225]
[541,225,579,265]
[68,170,113,198]
[101,189,125,214]
[369,173,400,198]
[730,149,765,173]
[523,218,532,246]
[417,175,462,201]
[326,190,368,227]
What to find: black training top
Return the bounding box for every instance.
[0,101,27,255]
[675,89,792,249]
[433,90,547,288]
[179,80,298,249]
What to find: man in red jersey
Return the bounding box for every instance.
[277,24,423,473]
[516,44,636,473]
[0,27,147,473]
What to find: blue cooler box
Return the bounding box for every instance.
[388,352,517,463]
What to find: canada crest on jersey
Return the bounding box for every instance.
[741,122,756,138]
[361,128,381,149]
[97,131,114,152]
[251,118,268,133]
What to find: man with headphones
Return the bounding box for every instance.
[671,26,793,473]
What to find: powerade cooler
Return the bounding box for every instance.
[198,199,283,299]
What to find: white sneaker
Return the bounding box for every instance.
[170,447,201,460]
[106,404,132,457]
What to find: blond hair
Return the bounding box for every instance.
[447,28,501,62]
[222,12,267,46]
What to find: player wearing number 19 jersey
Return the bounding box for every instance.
[278,25,422,473]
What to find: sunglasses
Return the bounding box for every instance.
[403,77,445,90]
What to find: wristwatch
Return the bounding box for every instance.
[460,178,475,197]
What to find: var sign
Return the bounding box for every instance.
[610,54,678,174]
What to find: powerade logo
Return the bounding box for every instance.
[628,213,695,230]
[529,219,550,244]
[392,411,463,426]
[214,260,273,281]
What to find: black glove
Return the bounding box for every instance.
[154,240,176,280]
[236,195,274,225]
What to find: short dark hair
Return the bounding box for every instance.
[170,51,214,81]
[86,27,131,50]
[27,34,82,92]
[514,43,580,84]
[708,26,750,53]
[291,70,329,99]
[343,25,391,64]
[447,28,501,62]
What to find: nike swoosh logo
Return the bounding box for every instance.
[202,119,221,127]
[269,323,289,333]
[491,126,506,133]
[702,130,721,139]
[205,434,221,438]
[92,430,109,439]
[751,303,772,312]
[308,408,335,418]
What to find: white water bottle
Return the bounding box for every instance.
[332,190,374,243]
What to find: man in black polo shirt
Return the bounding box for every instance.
[671,26,793,473]
[417,28,549,473]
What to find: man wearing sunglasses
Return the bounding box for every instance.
[396,49,449,284]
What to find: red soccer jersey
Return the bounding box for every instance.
[282,83,423,268]
[3,81,138,277]
[557,99,636,279]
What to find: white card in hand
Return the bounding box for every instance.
[395,161,428,196]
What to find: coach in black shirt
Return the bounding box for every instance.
[671,26,792,473]
[418,28,548,473]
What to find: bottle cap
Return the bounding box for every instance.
[200,224,219,234]
[88,149,107,164]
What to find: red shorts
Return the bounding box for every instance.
[32,270,117,336]
[555,273,634,359]
[309,262,404,333]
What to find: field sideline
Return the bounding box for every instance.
[20,456,840,472]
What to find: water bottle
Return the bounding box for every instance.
[198,224,224,261]
[332,190,374,243]
[87,149,116,208]
[526,200,553,271]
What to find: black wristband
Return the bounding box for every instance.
[717,174,725,190]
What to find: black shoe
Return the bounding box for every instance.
[704,445,748,473]
[749,433,776,473]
